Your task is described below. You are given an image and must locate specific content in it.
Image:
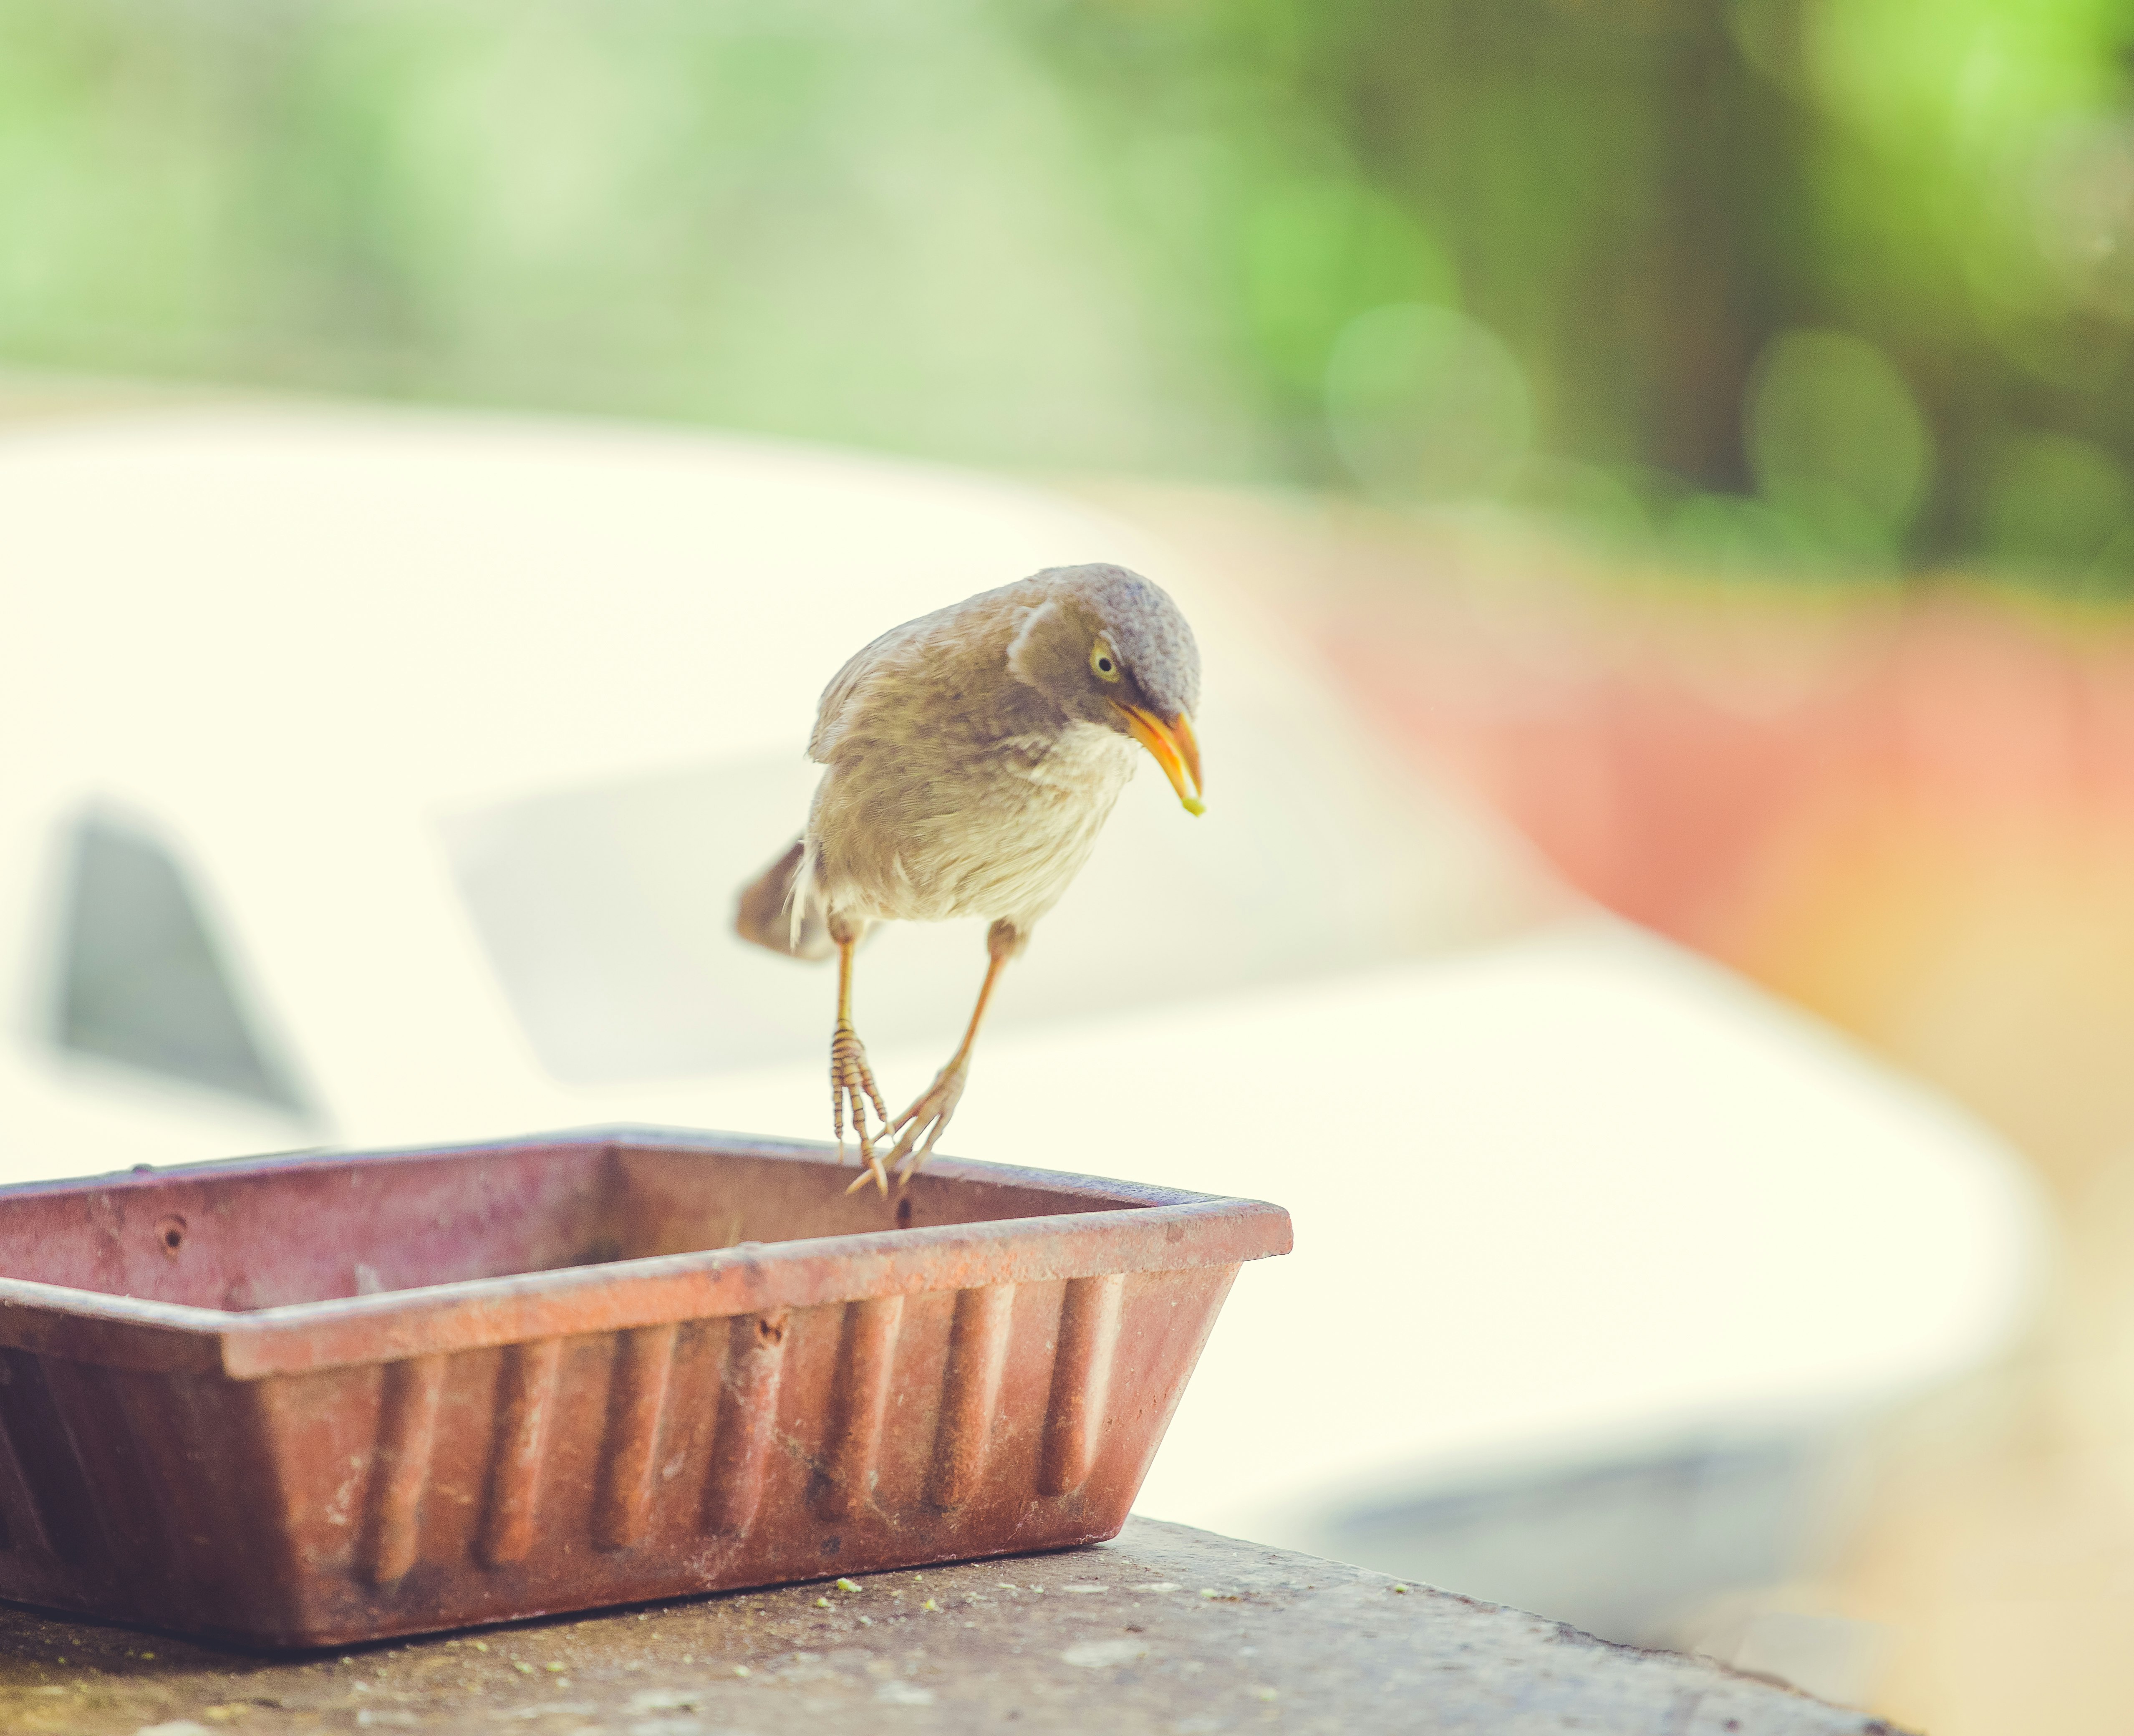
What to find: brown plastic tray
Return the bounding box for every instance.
[0,1126,1289,1648]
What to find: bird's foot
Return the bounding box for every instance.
[830,1018,892,1195]
[883,1056,971,1187]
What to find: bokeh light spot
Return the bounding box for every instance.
[1324,302,1533,503]
[1746,328,1932,554]
[1983,429,2134,588]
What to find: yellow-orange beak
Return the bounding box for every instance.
[1112,701,1205,815]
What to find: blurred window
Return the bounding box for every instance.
[440,738,1511,1085]
[52,813,304,1111]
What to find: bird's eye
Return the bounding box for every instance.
[1090,641,1122,682]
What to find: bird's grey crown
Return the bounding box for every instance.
[1027,562,1201,719]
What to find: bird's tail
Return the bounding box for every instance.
[734,839,835,961]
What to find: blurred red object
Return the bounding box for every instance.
[1320,570,2134,1192]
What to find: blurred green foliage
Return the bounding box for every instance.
[1034,0,2134,585]
[4,0,2134,586]
[0,0,1258,471]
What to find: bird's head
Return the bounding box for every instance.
[1007,563,1205,815]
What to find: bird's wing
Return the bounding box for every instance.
[808,576,1049,764]
[808,620,917,763]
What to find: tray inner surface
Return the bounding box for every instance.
[0,1139,1127,1313]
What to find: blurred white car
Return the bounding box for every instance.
[0,406,2044,1668]
[0,404,1536,1162]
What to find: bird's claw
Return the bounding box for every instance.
[886,1059,970,1186]
[830,1019,891,1195]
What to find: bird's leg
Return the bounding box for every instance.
[828,917,892,1195]
[874,919,1019,1191]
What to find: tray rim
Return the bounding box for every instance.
[0,1123,1292,1378]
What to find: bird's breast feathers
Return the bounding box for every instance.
[810,717,1138,927]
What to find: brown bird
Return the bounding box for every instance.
[734,563,1205,1195]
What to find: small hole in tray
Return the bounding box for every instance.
[157,1216,187,1256]
[895,1197,913,1229]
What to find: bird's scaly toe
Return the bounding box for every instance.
[887,1060,970,1184]
[829,1019,890,1176]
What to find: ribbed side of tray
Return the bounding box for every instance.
[0,1266,1237,1645]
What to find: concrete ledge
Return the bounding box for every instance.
[0,1517,1906,1734]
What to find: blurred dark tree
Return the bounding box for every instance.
[1020,0,2134,584]
[1025,0,1813,484]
